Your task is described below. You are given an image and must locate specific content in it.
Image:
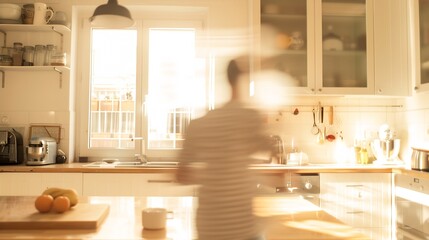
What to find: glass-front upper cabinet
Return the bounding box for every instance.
[317,0,374,94]
[258,0,374,95]
[412,0,429,92]
[260,0,314,94]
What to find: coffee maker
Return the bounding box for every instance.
[26,137,57,165]
[0,128,24,164]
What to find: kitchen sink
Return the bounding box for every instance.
[83,161,179,168]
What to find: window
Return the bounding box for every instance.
[146,27,207,151]
[78,10,208,159]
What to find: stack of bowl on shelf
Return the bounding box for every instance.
[0,3,22,24]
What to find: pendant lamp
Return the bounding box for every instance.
[90,0,134,28]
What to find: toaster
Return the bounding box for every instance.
[0,128,24,165]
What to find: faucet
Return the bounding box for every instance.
[130,135,148,164]
[270,135,285,164]
[134,154,148,164]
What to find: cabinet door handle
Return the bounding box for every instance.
[147,179,176,183]
[346,211,363,214]
[346,184,364,188]
[346,211,364,214]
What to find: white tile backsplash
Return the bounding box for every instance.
[267,96,405,164]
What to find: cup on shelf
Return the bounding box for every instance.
[22,4,34,24]
[32,3,54,25]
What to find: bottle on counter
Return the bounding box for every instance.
[360,147,368,164]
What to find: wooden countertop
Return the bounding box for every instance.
[0,196,369,239]
[0,162,403,174]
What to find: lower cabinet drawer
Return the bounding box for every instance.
[83,173,195,196]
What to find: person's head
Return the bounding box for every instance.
[226,56,251,100]
[227,56,250,87]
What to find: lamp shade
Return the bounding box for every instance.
[90,0,134,28]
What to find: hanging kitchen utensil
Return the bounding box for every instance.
[311,108,320,135]
[316,104,325,144]
[318,126,325,144]
[325,106,336,142]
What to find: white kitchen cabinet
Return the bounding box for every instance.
[320,173,392,240]
[256,0,408,96]
[82,173,196,197]
[373,0,410,96]
[409,0,429,93]
[0,172,83,196]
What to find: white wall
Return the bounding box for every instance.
[397,92,429,167]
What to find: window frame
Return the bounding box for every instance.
[76,6,208,160]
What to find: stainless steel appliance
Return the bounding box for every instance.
[411,148,429,171]
[26,137,57,165]
[395,174,429,239]
[0,128,23,164]
[372,139,401,161]
[371,124,401,164]
[256,173,320,206]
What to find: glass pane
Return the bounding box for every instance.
[322,0,367,88]
[147,28,206,150]
[260,0,308,87]
[420,0,429,84]
[89,29,137,149]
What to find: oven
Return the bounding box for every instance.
[256,173,320,207]
[395,174,429,239]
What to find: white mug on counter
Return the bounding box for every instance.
[32,3,54,25]
[141,208,173,229]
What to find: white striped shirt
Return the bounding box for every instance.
[177,101,269,240]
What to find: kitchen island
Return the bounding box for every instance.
[0,196,368,239]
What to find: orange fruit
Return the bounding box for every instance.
[35,194,54,213]
[52,196,71,213]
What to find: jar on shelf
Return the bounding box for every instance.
[12,42,23,66]
[22,4,34,24]
[0,47,9,56]
[44,44,56,66]
[0,55,12,66]
[50,51,66,66]
[23,46,34,66]
[34,45,46,66]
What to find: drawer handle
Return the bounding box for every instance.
[346,211,364,214]
[346,184,364,188]
[147,179,176,183]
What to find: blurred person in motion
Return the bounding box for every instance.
[177,55,270,240]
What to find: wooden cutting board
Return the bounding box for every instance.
[0,202,110,230]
